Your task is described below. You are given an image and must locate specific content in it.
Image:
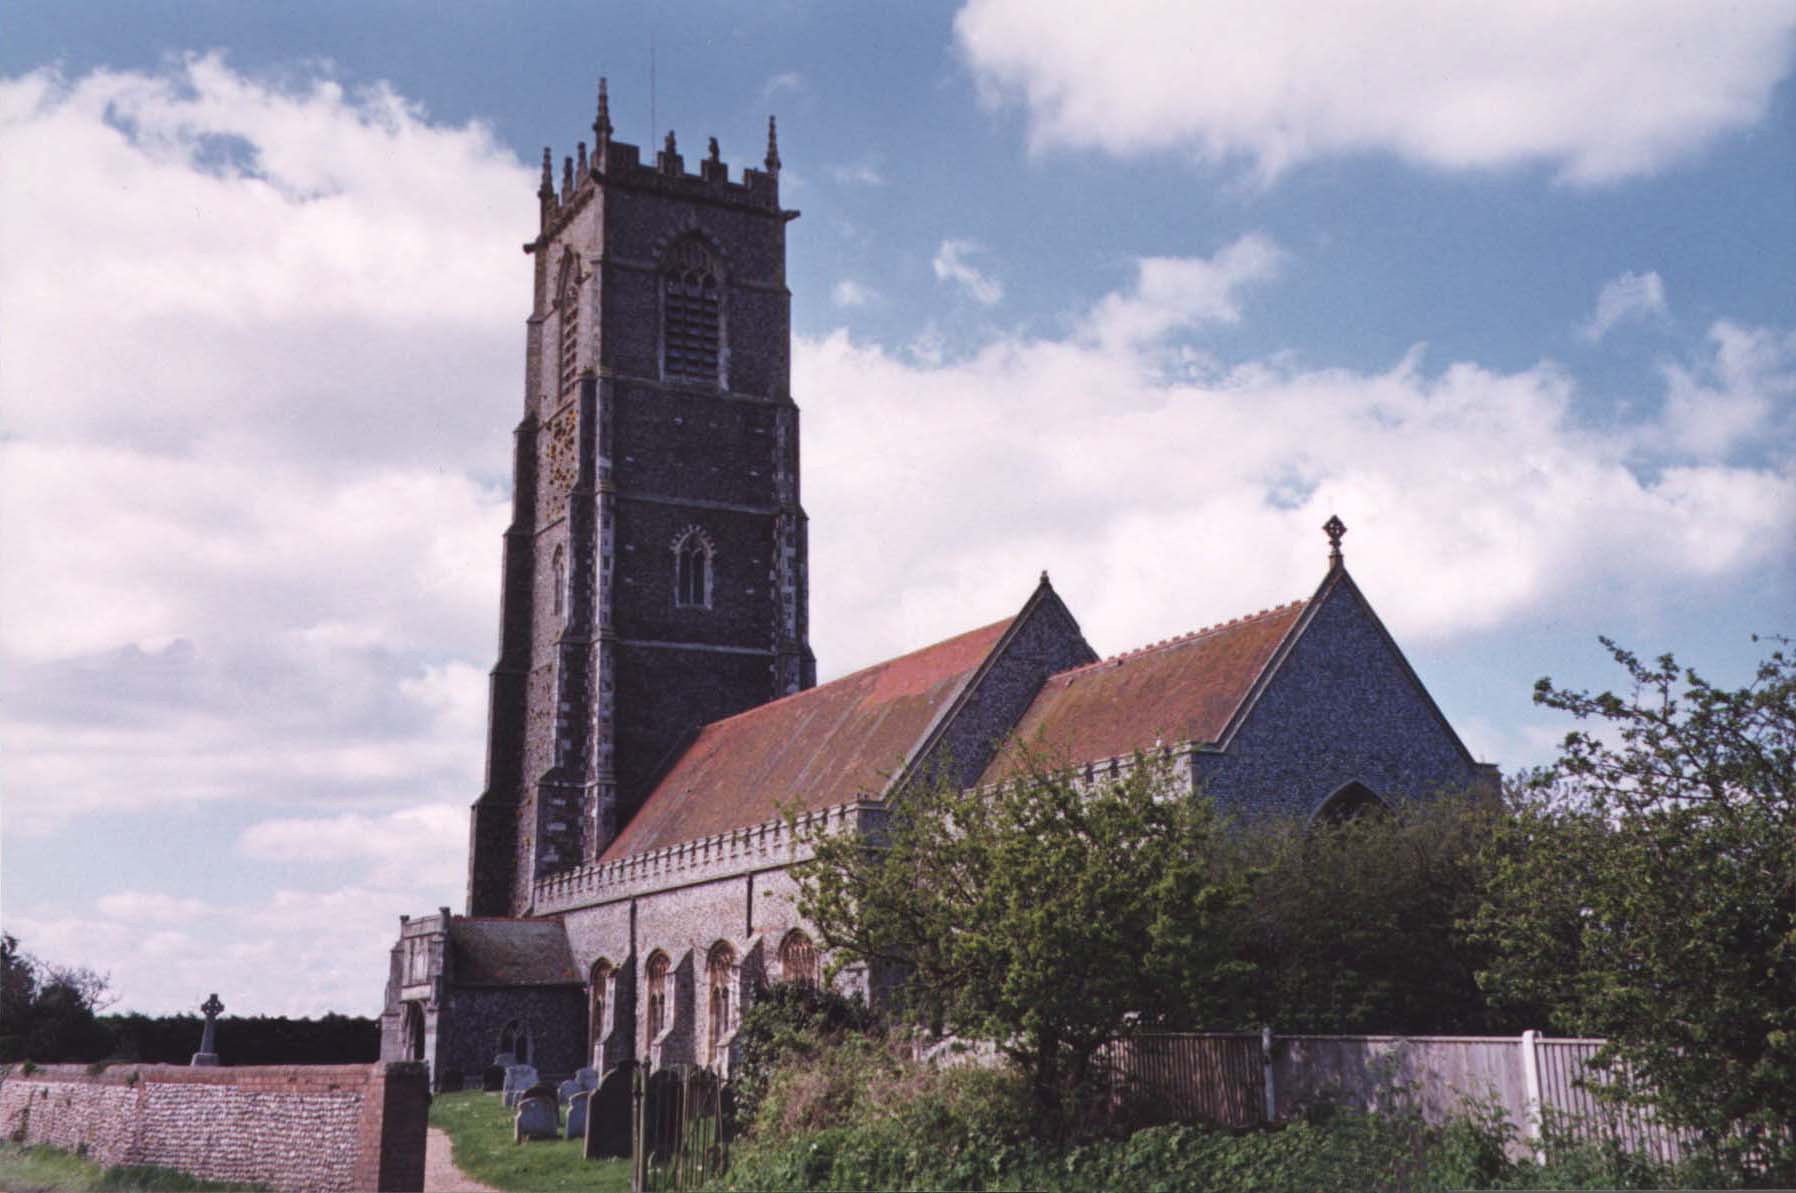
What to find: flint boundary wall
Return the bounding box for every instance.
[0,1061,428,1192]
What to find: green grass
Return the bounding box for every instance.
[429,1090,631,1193]
[0,1143,265,1192]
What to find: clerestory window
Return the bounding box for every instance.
[662,237,722,385]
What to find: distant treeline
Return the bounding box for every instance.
[98,1013,381,1065]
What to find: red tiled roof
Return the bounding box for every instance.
[599,617,1014,862]
[976,600,1307,784]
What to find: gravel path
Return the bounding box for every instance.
[424,1126,501,1193]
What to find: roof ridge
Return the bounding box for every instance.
[1051,597,1306,679]
[686,614,1016,734]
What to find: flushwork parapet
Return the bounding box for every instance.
[532,799,881,913]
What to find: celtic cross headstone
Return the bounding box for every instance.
[190,992,224,1066]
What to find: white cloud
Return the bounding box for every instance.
[797,269,1796,673]
[1581,270,1669,342]
[1084,234,1284,351]
[832,279,877,308]
[1655,320,1796,459]
[238,805,468,886]
[954,0,1796,184]
[932,238,1004,305]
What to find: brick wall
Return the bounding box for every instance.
[0,1062,427,1193]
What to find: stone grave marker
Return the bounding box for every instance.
[557,1079,580,1105]
[501,1064,539,1107]
[565,1089,591,1140]
[583,1060,635,1159]
[514,1095,559,1143]
[481,1065,506,1092]
[573,1066,600,1092]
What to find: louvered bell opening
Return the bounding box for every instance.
[665,271,721,383]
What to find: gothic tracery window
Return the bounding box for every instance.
[662,237,722,385]
[645,951,670,1040]
[779,929,818,988]
[707,941,736,1065]
[673,527,713,610]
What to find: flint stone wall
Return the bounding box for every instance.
[0,1062,427,1193]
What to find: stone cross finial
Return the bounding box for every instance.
[201,993,224,1019]
[664,129,677,156]
[1323,515,1347,568]
[764,115,781,172]
[707,136,720,164]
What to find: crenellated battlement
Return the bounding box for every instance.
[530,78,789,250]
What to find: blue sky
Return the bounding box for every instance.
[3,1,1793,1016]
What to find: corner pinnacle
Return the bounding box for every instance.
[765,115,781,172]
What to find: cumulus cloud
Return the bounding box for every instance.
[0,55,522,839]
[763,71,803,98]
[1656,321,1796,460]
[954,0,1796,184]
[1084,234,1284,351]
[798,271,1796,673]
[1581,270,1669,342]
[932,238,1004,304]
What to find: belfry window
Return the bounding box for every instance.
[557,254,581,394]
[662,237,722,385]
[645,951,670,1040]
[673,527,713,609]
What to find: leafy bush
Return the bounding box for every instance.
[732,981,875,1132]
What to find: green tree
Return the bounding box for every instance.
[1472,637,1796,1181]
[1223,793,1507,1034]
[792,751,1249,1133]
[0,933,117,1063]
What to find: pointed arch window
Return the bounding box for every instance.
[707,941,737,1065]
[779,929,818,988]
[645,951,671,1040]
[662,237,722,385]
[1314,782,1388,826]
[589,959,613,1057]
[551,544,567,620]
[672,527,713,610]
[557,253,581,394]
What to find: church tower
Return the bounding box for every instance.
[468,85,815,916]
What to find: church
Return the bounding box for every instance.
[378,87,1497,1089]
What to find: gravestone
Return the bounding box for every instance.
[501,1064,539,1107]
[565,1089,591,1140]
[481,1065,506,1093]
[557,1079,580,1106]
[583,1060,635,1159]
[493,1052,516,1068]
[514,1095,559,1143]
[439,1068,463,1092]
[573,1066,600,1092]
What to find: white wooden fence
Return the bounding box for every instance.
[1110,1031,1685,1164]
